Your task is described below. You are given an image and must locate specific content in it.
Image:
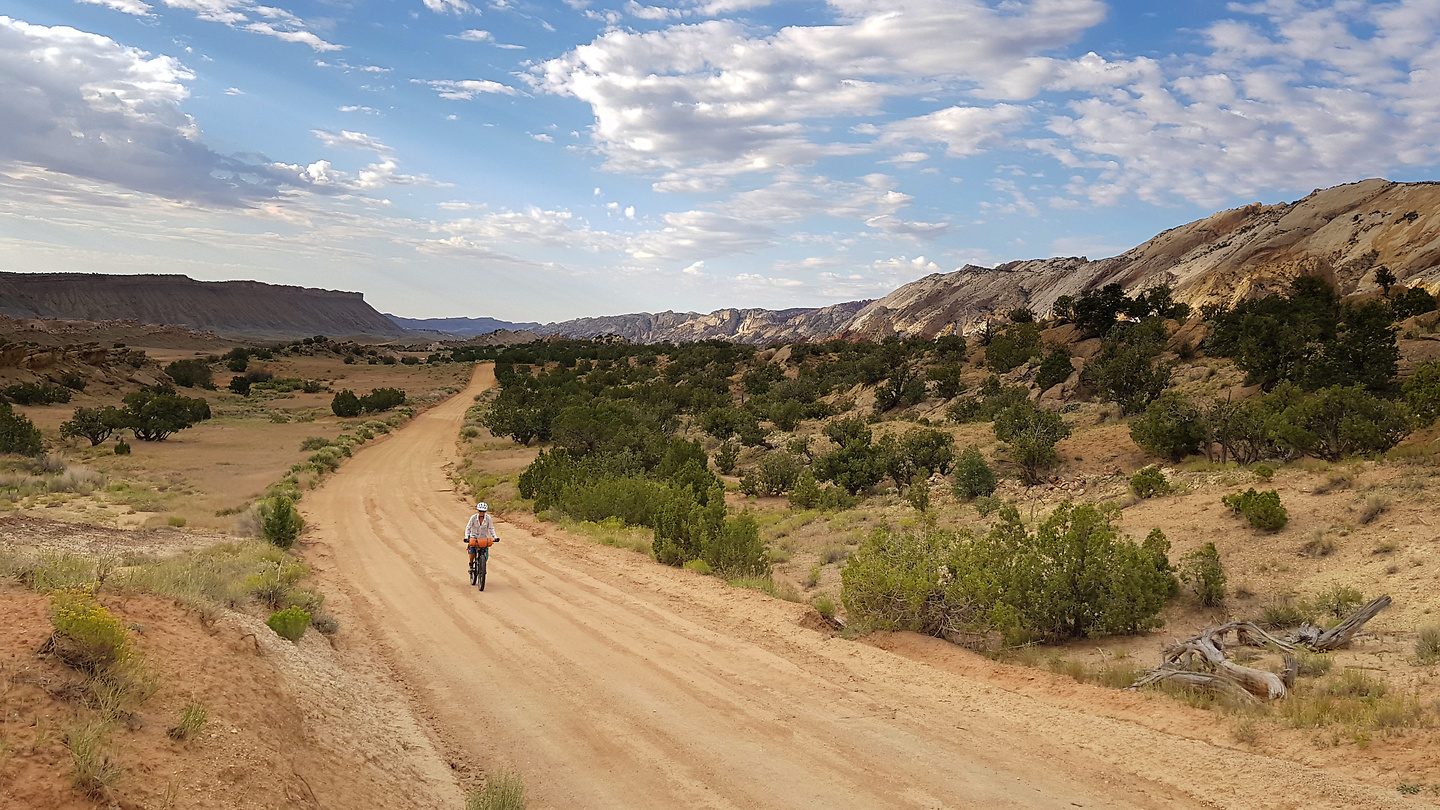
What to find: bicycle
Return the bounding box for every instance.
[466,538,498,591]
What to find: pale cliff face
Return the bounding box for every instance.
[840,179,1440,339]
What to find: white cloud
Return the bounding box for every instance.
[534,2,1104,181]
[422,0,476,14]
[313,129,394,156]
[450,29,493,42]
[0,16,300,205]
[156,1,339,50]
[682,260,704,275]
[223,86,244,95]
[627,209,774,261]
[625,2,682,20]
[75,0,153,15]
[415,78,521,99]
[531,132,553,142]
[879,104,1028,157]
[339,105,381,114]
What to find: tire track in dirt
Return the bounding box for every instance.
[303,366,1426,810]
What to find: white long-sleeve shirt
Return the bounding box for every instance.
[465,512,497,540]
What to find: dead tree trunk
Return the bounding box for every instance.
[1131,596,1391,701]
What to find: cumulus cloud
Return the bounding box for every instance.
[627,210,775,261]
[534,1,1105,178]
[414,78,521,99]
[0,16,303,205]
[313,129,395,156]
[877,104,1028,157]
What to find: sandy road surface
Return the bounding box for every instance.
[304,367,1423,810]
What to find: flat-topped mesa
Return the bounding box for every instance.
[0,272,403,340]
[842,178,1440,339]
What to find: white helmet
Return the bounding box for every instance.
[476,502,488,512]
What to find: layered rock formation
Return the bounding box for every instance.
[0,273,402,340]
[539,301,871,344]
[844,178,1440,338]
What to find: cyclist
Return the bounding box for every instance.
[464,501,499,569]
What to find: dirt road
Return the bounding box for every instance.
[305,367,1422,810]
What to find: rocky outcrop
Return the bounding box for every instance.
[0,273,403,340]
[534,300,871,344]
[844,179,1440,338]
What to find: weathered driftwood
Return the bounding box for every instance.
[1130,595,1391,701]
[1287,595,1392,651]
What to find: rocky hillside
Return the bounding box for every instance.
[539,301,871,344]
[0,273,403,340]
[844,178,1440,338]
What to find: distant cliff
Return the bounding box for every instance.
[0,273,403,339]
[843,178,1440,338]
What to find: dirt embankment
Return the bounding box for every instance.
[301,366,1431,810]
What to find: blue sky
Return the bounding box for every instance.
[2,1,1439,322]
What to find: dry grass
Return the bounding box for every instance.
[167,700,208,741]
[67,721,121,798]
[468,769,527,810]
[1358,495,1391,525]
[1416,626,1440,666]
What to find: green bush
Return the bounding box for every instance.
[713,441,739,475]
[331,390,362,418]
[1129,466,1170,498]
[1179,542,1226,606]
[121,389,211,441]
[266,607,310,641]
[750,451,804,496]
[1416,626,1440,665]
[1129,392,1206,461]
[972,494,1003,516]
[228,375,251,396]
[48,589,132,672]
[841,502,1173,641]
[787,470,822,508]
[1252,463,1275,481]
[993,402,1071,485]
[1034,348,1074,392]
[0,402,44,455]
[258,496,305,548]
[113,438,130,455]
[60,406,126,447]
[951,446,997,499]
[652,486,767,577]
[1402,360,1440,426]
[164,359,214,389]
[946,375,1028,423]
[1222,488,1288,531]
[1082,319,1173,414]
[878,427,955,489]
[1310,584,1363,620]
[4,381,73,405]
[1267,383,1411,460]
[467,770,526,810]
[985,322,1041,373]
[359,387,406,413]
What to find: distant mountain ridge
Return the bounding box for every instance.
[8,179,1440,344]
[0,273,402,340]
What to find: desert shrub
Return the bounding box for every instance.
[1129,466,1170,499]
[48,589,131,672]
[360,387,406,413]
[300,436,331,451]
[1310,583,1364,620]
[769,399,804,432]
[925,365,965,399]
[878,427,956,489]
[0,402,44,455]
[1034,348,1074,392]
[1359,494,1390,524]
[164,359,214,389]
[1178,542,1226,606]
[1082,319,1173,414]
[1416,626,1440,665]
[1259,596,1314,628]
[951,446,997,499]
[749,451,804,496]
[906,473,931,512]
[311,613,340,635]
[59,371,87,391]
[228,376,251,396]
[682,558,713,575]
[787,470,821,508]
[4,381,73,405]
[121,389,210,441]
[946,376,1028,423]
[59,406,126,447]
[713,441,739,475]
[467,770,527,810]
[168,700,208,741]
[813,421,885,495]
[266,607,310,641]
[842,502,1173,641]
[1393,284,1438,318]
[1267,383,1411,460]
[258,496,304,548]
[813,594,837,619]
[972,494,1003,516]
[985,322,1042,373]
[555,476,672,526]
[652,487,767,577]
[993,402,1071,485]
[1403,360,1440,425]
[1130,393,1206,461]
[1252,463,1275,481]
[1222,488,1288,531]
[114,439,130,455]
[330,390,362,418]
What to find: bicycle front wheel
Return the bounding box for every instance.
[469,553,479,586]
[477,551,487,591]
